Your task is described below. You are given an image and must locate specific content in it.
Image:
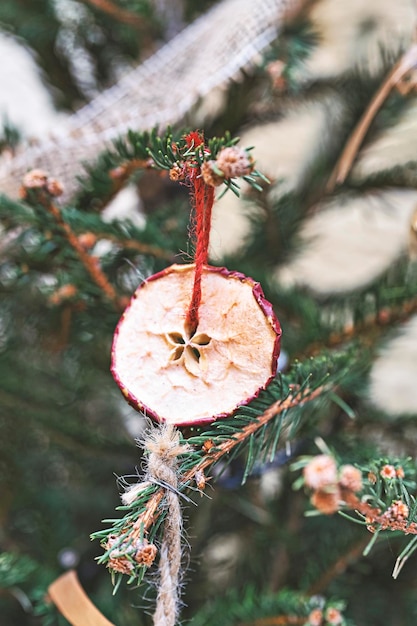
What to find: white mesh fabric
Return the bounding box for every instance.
[0,0,299,199]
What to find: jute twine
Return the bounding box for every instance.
[143,424,190,626]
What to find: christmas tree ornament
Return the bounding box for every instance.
[111,263,281,426]
[111,131,281,426]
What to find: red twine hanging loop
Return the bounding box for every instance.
[184,132,215,336]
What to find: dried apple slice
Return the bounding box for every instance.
[111,264,281,426]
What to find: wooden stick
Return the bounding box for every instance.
[48,570,115,626]
[327,43,417,193]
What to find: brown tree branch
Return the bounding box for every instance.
[304,294,417,359]
[342,490,417,535]
[307,538,370,596]
[327,43,417,193]
[128,386,326,539]
[41,196,124,310]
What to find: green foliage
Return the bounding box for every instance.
[0,552,38,588]
[76,126,269,211]
[91,350,357,587]
[190,587,311,626]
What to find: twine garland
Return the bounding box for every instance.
[140,424,190,626]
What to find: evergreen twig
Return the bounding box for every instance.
[181,386,325,489]
[304,292,417,358]
[341,490,417,535]
[23,181,125,309]
[76,127,268,209]
[92,383,328,581]
[307,538,370,595]
[44,199,123,308]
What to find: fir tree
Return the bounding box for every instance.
[1,1,417,625]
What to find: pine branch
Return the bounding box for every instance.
[190,588,310,626]
[61,206,179,261]
[20,174,124,310]
[304,291,417,358]
[94,384,326,543]
[88,232,175,260]
[45,202,121,308]
[298,452,417,578]
[271,255,417,359]
[342,490,417,534]
[92,350,353,584]
[190,586,350,626]
[0,553,38,589]
[307,538,370,595]
[76,127,268,210]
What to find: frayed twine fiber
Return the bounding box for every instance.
[144,423,190,626]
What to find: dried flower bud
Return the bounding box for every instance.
[339,464,363,493]
[78,232,97,250]
[307,608,323,626]
[202,439,214,453]
[195,469,206,491]
[105,534,157,572]
[134,542,157,567]
[22,169,48,189]
[367,471,377,484]
[105,534,137,557]
[214,146,254,179]
[303,455,338,490]
[396,466,405,479]
[107,556,134,575]
[201,160,224,187]
[380,464,396,480]
[49,284,78,305]
[385,499,409,521]
[325,607,343,625]
[169,163,186,182]
[266,60,287,90]
[311,488,341,515]
[105,534,125,557]
[377,308,390,325]
[46,178,64,197]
